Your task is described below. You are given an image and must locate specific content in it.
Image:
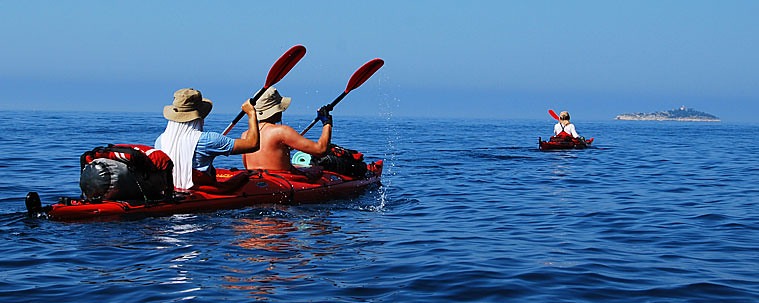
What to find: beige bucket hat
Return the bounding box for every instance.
[254,87,291,120]
[163,88,213,122]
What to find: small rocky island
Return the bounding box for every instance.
[615,106,720,122]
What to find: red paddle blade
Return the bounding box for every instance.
[549,109,560,120]
[345,58,384,93]
[265,45,307,88]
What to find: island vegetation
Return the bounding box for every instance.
[615,106,720,122]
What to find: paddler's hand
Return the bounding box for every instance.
[242,101,256,117]
[317,106,333,126]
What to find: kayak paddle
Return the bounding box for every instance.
[300,58,384,135]
[549,109,560,120]
[222,44,307,136]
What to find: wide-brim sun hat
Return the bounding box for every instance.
[163,88,213,123]
[254,87,291,121]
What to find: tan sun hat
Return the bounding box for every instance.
[254,87,291,120]
[163,88,213,122]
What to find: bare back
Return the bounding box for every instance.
[242,122,332,171]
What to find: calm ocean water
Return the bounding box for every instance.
[1,110,757,302]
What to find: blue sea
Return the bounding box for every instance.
[1,110,757,302]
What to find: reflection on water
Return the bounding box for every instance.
[234,217,300,251]
[223,216,340,298]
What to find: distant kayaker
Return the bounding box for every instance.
[554,111,582,140]
[241,87,332,173]
[155,88,260,190]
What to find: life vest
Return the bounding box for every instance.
[551,124,574,142]
[79,144,174,201]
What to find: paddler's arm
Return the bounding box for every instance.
[230,101,260,155]
[282,109,332,156]
[568,123,580,138]
[313,123,333,156]
[309,107,333,156]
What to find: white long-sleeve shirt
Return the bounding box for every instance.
[554,122,579,138]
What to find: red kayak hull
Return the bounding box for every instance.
[539,137,594,151]
[36,161,383,221]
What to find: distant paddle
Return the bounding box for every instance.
[300,58,384,135]
[549,109,560,121]
[222,45,307,136]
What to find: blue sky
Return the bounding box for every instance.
[1,1,757,122]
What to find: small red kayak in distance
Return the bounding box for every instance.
[538,136,594,151]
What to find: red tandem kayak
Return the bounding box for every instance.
[26,162,382,221]
[538,136,594,151]
[25,143,383,221]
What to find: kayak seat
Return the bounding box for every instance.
[192,169,250,194]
